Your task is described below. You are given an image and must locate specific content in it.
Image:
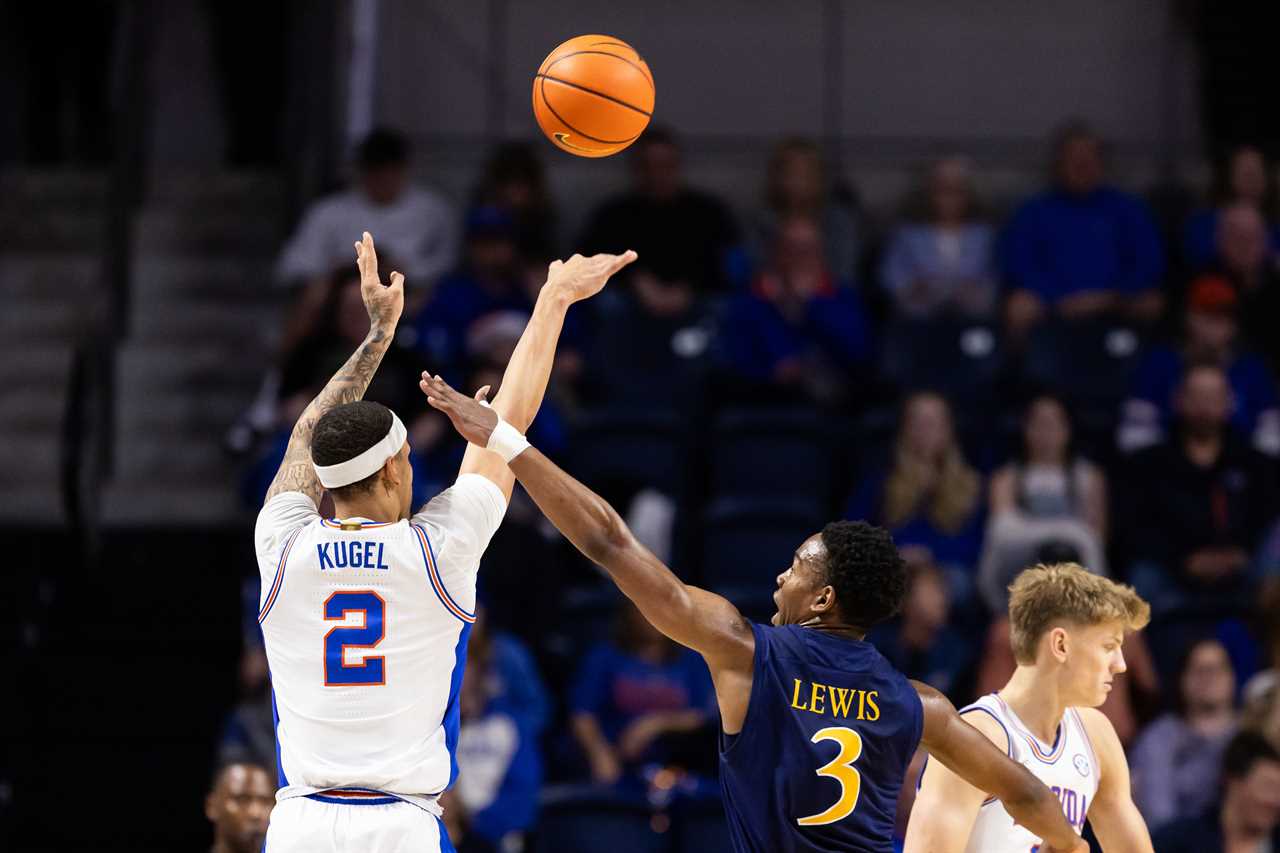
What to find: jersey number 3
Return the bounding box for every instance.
[797,726,864,827]
[323,591,386,686]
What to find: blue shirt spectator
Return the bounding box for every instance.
[1118,275,1280,456]
[569,605,716,785]
[721,216,873,405]
[450,611,549,849]
[1182,145,1280,271]
[880,157,998,319]
[1002,122,1164,338]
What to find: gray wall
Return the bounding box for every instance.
[372,0,1205,223]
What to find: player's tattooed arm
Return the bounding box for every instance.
[914,683,1087,853]
[264,231,404,505]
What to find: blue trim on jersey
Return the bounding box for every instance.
[305,793,400,806]
[443,622,473,788]
[271,687,288,788]
[958,704,1014,757]
[437,816,458,853]
[411,523,476,622]
[258,528,302,624]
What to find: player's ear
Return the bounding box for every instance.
[1049,626,1070,662]
[812,584,836,614]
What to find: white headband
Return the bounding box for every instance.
[313,412,407,489]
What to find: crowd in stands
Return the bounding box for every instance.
[221,121,1280,851]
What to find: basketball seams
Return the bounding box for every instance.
[537,76,639,146]
[535,73,652,117]
[545,49,655,92]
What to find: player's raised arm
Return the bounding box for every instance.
[419,373,756,675]
[430,251,636,502]
[1076,707,1154,853]
[264,231,404,506]
[913,683,1086,853]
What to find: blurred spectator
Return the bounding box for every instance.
[979,394,1108,612]
[215,642,275,772]
[1118,274,1280,456]
[1215,203,1280,375]
[579,264,713,412]
[1122,363,1280,618]
[580,126,741,292]
[868,559,971,699]
[279,267,425,417]
[472,141,559,260]
[1131,638,1239,832]
[412,206,582,382]
[846,393,985,605]
[1150,731,1280,853]
[751,137,861,284]
[276,128,457,292]
[1183,145,1280,271]
[205,763,273,853]
[444,608,548,853]
[880,156,998,319]
[721,215,874,406]
[569,603,717,786]
[1002,121,1165,340]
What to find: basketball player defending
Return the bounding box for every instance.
[254,231,635,852]
[905,563,1154,853]
[418,375,1087,853]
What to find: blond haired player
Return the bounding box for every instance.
[905,563,1154,853]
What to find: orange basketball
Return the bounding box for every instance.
[532,35,655,158]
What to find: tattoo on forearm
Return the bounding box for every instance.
[264,329,391,503]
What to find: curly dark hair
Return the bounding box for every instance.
[819,520,907,631]
[311,401,393,498]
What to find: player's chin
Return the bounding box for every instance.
[770,610,781,626]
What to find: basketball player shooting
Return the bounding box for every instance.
[905,563,1154,853]
[418,374,1088,853]
[253,231,635,852]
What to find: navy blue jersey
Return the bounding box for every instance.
[719,623,924,852]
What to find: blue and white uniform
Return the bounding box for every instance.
[254,474,506,852]
[960,693,1099,853]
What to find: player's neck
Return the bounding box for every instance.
[332,496,401,524]
[999,666,1067,744]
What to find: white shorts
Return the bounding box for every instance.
[266,795,454,853]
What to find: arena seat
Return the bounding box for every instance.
[701,497,825,611]
[708,408,835,503]
[534,786,672,853]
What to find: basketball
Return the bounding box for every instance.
[532,34,655,158]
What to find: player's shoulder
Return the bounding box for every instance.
[958,695,1013,754]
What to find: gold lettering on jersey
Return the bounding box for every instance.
[790,680,881,721]
[810,683,827,714]
[791,678,808,711]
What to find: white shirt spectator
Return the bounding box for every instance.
[276,186,458,287]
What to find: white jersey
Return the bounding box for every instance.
[254,474,507,814]
[961,693,1099,853]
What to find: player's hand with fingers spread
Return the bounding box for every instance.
[353,230,405,333]
[419,373,500,447]
[544,249,638,304]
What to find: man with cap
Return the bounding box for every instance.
[253,230,635,852]
[1118,273,1280,456]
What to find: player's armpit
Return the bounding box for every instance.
[902,709,1006,853]
[915,683,1084,853]
[1076,707,1154,853]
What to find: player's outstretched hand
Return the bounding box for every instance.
[354,230,404,332]
[419,373,499,448]
[545,250,638,304]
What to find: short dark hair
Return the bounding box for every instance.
[1222,731,1280,783]
[311,401,394,498]
[357,128,410,170]
[819,521,907,631]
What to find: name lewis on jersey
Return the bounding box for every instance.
[790,678,880,721]
[316,540,390,571]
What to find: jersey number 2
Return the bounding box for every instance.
[323,591,386,686]
[797,726,864,827]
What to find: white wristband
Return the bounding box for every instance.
[485,412,531,463]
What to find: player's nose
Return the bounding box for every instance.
[1112,649,1128,674]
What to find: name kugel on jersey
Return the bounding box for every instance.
[789,678,881,721]
[316,540,391,571]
